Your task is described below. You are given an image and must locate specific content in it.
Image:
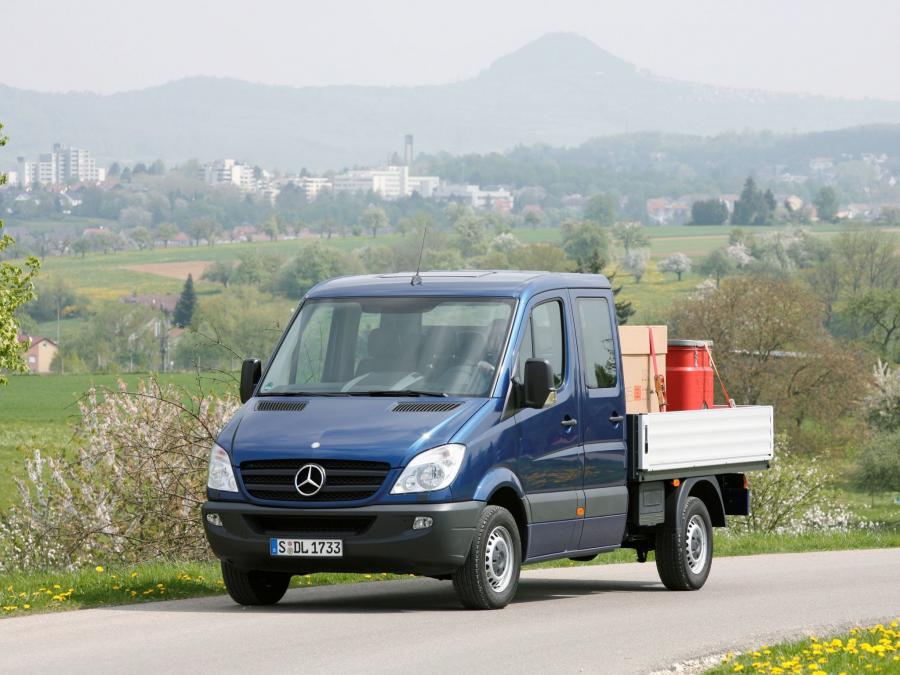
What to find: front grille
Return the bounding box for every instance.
[393,402,461,413]
[245,514,375,536]
[240,458,391,502]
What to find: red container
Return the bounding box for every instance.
[666,340,714,411]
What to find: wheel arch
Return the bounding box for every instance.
[677,476,726,527]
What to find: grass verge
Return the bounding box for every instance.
[2,529,897,618]
[705,618,900,674]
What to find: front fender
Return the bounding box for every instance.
[472,466,525,503]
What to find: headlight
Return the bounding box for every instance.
[207,443,238,493]
[390,444,466,494]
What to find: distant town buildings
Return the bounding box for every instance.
[200,159,258,190]
[18,336,59,374]
[15,143,105,187]
[331,165,439,200]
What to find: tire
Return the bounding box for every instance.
[655,495,713,591]
[452,505,521,609]
[221,561,291,606]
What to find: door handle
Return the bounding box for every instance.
[608,413,625,424]
[561,417,578,428]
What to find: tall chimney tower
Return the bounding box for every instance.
[403,134,414,166]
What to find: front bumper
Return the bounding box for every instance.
[202,500,483,576]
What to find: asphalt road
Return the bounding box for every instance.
[1,549,897,674]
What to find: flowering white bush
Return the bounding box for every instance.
[728,436,865,535]
[0,378,238,571]
[862,359,900,431]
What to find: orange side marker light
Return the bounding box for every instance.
[671,479,681,487]
[576,507,585,517]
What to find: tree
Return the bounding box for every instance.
[156,223,179,248]
[523,209,543,229]
[670,276,867,433]
[25,275,81,323]
[621,249,649,283]
[260,215,280,241]
[699,248,735,287]
[452,214,489,258]
[844,289,900,361]
[731,177,772,226]
[658,253,692,281]
[173,275,197,328]
[584,194,616,226]
[202,260,236,288]
[813,186,840,223]
[360,206,389,238]
[118,206,152,229]
[130,226,153,250]
[269,242,362,299]
[0,124,40,383]
[72,237,91,258]
[612,222,649,253]
[187,217,217,246]
[691,199,729,225]
[107,162,121,177]
[561,220,609,272]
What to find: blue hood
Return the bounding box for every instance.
[225,397,488,468]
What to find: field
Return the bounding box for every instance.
[16,222,848,334]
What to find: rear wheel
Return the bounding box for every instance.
[452,505,521,609]
[221,561,291,605]
[655,496,713,591]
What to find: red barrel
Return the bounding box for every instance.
[666,340,714,411]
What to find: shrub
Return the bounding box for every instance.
[854,430,900,497]
[729,437,855,535]
[0,379,238,572]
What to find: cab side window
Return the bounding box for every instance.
[516,300,565,388]
[575,297,618,388]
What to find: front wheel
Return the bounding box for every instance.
[221,561,291,605]
[452,505,521,609]
[655,495,713,591]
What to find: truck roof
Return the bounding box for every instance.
[306,270,612,299]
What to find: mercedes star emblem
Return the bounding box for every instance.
[294,463,326,497]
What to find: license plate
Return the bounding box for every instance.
[269,538,343,557]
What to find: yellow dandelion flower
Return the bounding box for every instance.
[22,604,30,609]
[53,584,61,589]
[130,572,138,578]
[732,665,744,672]
[95,565,104,573]
[156,583,164,588]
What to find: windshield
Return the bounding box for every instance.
[259,297,515,397]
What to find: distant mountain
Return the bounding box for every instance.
[2,32,900,170]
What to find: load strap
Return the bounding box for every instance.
[704,343,735,408]
[647,327,667,412]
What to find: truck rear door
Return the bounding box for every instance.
[569,291,629,550]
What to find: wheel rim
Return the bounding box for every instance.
[684,514,708,575]
[484,525,515,593]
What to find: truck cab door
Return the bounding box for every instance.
[510,293,583,560]
[569,291,628,551]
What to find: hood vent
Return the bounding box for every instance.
[255,400,307,412]
[392,402,461,413]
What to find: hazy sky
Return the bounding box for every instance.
[4,0,899,100]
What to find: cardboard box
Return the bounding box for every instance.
[618,325,667,414]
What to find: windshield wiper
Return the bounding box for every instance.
[349,389,448,398]
[257,391,349,397]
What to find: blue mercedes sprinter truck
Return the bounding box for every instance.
[202,271,773,609]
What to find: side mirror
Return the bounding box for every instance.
[523,358,554,409]
[240,359,262,403]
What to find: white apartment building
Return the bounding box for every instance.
[297,176,331,201]
[332,165,440,200]
[202,159,256,190]
[435,183,515,211]
[15,143,104,187]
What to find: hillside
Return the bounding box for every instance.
[2,33,900,169]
